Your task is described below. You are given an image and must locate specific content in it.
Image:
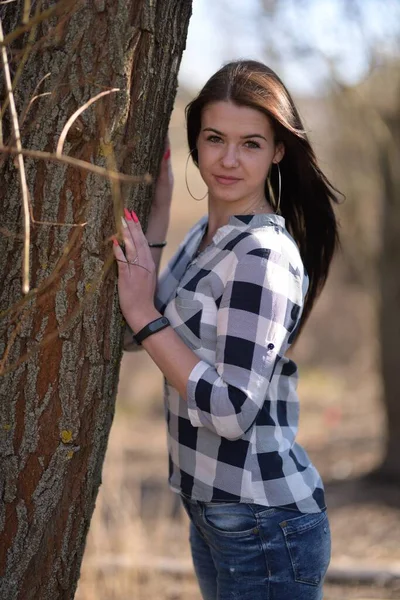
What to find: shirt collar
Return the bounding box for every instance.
[207,213,286,246]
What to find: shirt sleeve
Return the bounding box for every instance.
[186,248,303,440]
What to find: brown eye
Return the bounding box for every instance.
[245,141,260,149]
[207,135,222,143]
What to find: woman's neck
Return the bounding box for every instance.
[205,193,274,240]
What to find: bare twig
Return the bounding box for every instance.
[56,88,120,155]
[99,129,124,244]
[21,92,51,123]
[0,251,116,376]
[0,145,152,184]
[21,73,51,125]
[0,0,78,48]
[23,0,31,24]
[0,19,31,294]
[0,0,42,121]
[12,74,51,141]
[30,216,87,228]
[26,188,87,227]
[0,219,86,323]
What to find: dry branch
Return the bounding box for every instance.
[0,19,31,294]
[56,88,120,155]
[0,144,152,184]
[19,72,51,127]
[0,0,77,47]
[0,251,115,376]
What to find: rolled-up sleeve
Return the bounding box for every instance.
[186,248,302,440]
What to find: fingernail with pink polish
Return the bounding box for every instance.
[164,148,171,160]
[124,207,132,221]
[112,237,119,246]
[131,210,139,223]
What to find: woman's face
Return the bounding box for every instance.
[197,101,284,207]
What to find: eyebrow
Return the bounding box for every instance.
[202,127,267,142]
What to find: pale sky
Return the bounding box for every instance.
[178,0,400,96]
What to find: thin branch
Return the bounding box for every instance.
[23,0,31,24]
[0,251,116,376]
[0,71,50,169]
[0,0,78,48]
[56,88,120,155]
[0,0,42,120]
[0,220,86,322]
[0,91,50,167]
[0,145,152,184]
[17,73,51,133]
[0,19,31,295]
[100,129,124,246]
[31,216,87,228]
[20,92,51,124]
[27,188,87,227]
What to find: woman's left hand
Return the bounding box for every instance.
[113,208,159,332]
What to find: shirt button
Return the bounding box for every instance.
[267,343,275,350]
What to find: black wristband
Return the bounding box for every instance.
[133,316,170,345]
[148,241,167,248]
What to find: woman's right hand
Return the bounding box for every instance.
[153,133,174,213]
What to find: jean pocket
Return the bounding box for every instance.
[201,502,259,537]
[279,510,331,586]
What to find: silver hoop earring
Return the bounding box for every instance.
[269,162,282,215]
[275,162,281,215]
[185,149,208,201]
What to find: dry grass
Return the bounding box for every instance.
[75,417,200,600]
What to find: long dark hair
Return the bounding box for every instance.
[185,60,341,340]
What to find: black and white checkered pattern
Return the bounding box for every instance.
[146,213,325,512]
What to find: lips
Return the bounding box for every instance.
[214,175,242,185]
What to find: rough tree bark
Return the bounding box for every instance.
[0,1,192,598]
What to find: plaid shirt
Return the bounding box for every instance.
[128,213,325,512]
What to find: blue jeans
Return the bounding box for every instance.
[181,497,331,600]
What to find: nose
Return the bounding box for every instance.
[221,144,239,168]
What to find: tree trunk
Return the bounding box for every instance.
[0,1,191,598]
[377,113,400,481]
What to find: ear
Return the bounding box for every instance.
[273,142,285,164]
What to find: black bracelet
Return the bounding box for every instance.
[148,241,167,248]
[133,316,170,345]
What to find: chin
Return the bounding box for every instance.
[209,183,246,201]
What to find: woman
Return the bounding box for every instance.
[113,60,340,600]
